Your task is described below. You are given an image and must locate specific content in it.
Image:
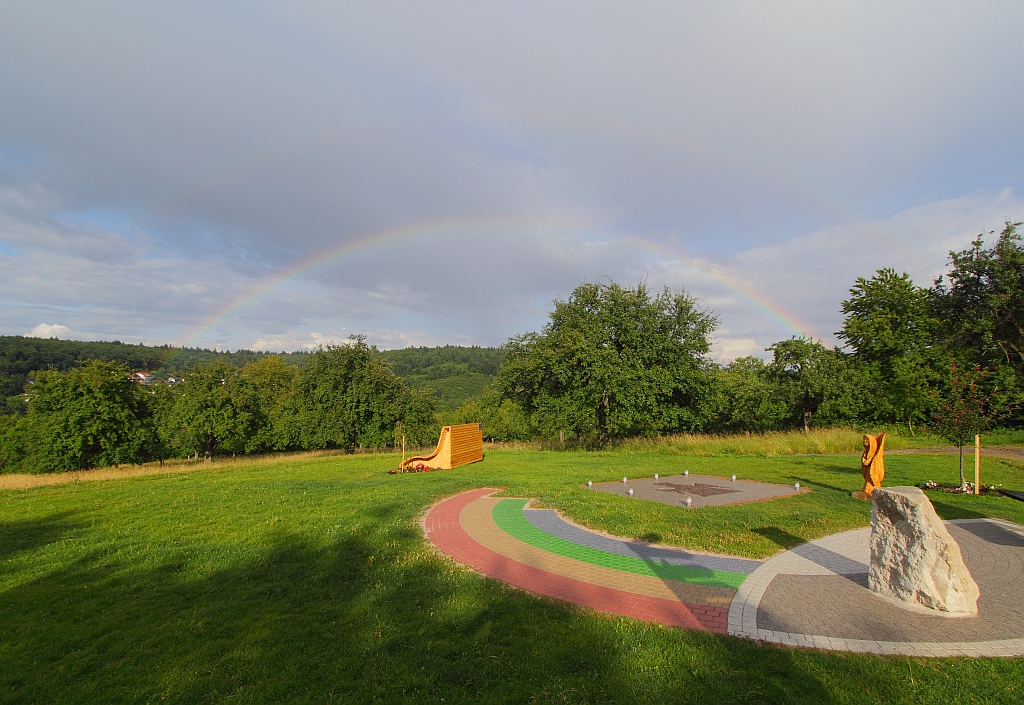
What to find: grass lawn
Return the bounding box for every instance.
[2,446,1024,703]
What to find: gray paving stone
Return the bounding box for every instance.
[588,473,806,508]
[728,519,1024,656]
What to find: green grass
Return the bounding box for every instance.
[984,427,1024,446]
[614,428,938,457]
[2,447,1024,703]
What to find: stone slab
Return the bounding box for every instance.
[588,473,806,508]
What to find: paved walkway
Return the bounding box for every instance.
[424,489,1024,656]
[728,518,1024,656]
[423,488,760,632]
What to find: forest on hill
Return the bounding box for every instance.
[0,337,500,415]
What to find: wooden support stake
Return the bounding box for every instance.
[975,434,981,495]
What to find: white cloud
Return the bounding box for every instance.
[711,337,765,364]
[723,189,1024,347]
[249,328,440,352]
[28,323,73,339]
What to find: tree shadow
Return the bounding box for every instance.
[0,511,82,563]
[816,463,863,476]
[928,498,989,521]
[790,476,854,495]
[953,520,1024,546]
[751,526,806,550]
[1,521,980,704]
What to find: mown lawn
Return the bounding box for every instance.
[2,448,1023,703]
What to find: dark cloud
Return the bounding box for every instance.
[1,2,1023,354]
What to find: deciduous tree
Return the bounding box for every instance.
[24,360,152,471]
[931,364,995,489]
[838,268,940,434]
[168,361,242,460]
[497,281,717,444]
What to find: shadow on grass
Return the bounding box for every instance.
[928,498,989,521]
[791,476,855,495]
[0,511,82,563]
[751,526,806,550]
[815,463,862,476]
[1,525,1010,704]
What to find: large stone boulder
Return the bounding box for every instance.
[869,486,980,614]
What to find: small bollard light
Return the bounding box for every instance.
[686,497,692,507]
[654,473,659,480]
[684,470,689,476]
[731,474,737,481]
[795,482,800,490]
[587,480,593,487]
[623,476,628,484]
[628,488,634,496]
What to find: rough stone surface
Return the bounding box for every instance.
[869,487,980,614]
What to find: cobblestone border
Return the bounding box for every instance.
[727,519,1024,656]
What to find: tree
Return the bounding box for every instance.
[443,389,535,442]
[23,360,153,471]
[497,281,718,444]
[931,364,995,489]
[232,355,297,453]
[144,381,179,463]
[837,268,941,434]
[933,222,1024,423]
[766,337,868,432]
[167,361,243,460]
[711,357,788,433]
[291,337,427,450]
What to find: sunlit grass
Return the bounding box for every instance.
[615,428,930,457]
[2,448,1023,702]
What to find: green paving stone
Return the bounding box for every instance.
[492,499,746,589]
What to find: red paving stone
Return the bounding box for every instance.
[423,488,729,633]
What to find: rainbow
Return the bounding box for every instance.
[621,237,815,338]
[176,218,815,352]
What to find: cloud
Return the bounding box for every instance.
[249,328,437,352]
[1,5,1023,356]
[711,336,764,364]
[28,323,73,339]
[722,189,1024,347]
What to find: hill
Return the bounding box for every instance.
[0,336,501,414]
[378,345,504,410]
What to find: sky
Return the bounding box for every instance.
[2,1,1023,361]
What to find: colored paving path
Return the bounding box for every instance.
[422,488,760,633]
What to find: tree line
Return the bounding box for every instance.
[454,222,1023,445]
[0,339,437,472]
[1,222,1020,472]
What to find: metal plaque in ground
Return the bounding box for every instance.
[588,474,807,508]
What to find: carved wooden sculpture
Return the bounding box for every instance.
[852,432,886,500]
[391,423,483,473]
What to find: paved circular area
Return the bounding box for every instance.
[727,518,1024,656]
[588,474,807,508]
[425,489,1024,656]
